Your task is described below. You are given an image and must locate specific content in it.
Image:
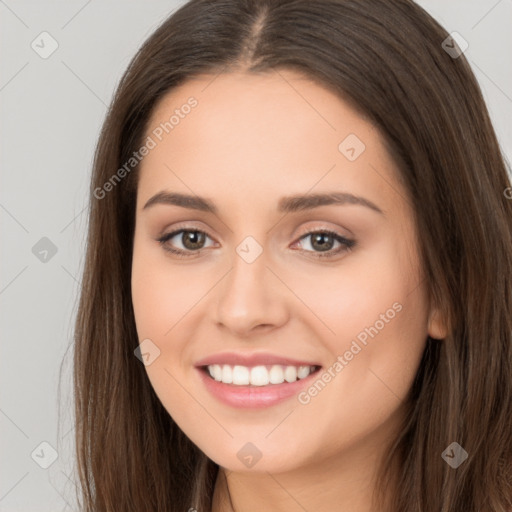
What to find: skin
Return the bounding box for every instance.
[131,70,447,512]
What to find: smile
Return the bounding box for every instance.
[196,364,322,409]
[206,364,320,386]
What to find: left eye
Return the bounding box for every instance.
[293,229,355,257]
[157,228,355,259]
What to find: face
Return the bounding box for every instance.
[131,70,445,474]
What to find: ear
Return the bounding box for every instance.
[427,306,449,340]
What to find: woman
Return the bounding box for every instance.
[72,0,512,510]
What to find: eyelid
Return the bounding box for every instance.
[157,221,215,243]
[158,221,351,242]
[294,223,352,241]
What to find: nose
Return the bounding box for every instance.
[214,245,289,338]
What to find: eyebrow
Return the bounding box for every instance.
[142,191,384,215]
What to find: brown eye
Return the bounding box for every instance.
[157,227,355,260]
[294,229,355,259]
[310,232,336,252]
[157,229,214,257]
[179,231,206,250]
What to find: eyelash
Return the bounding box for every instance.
[156,226,356,260]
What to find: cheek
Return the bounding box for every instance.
[130,235,226,405]
[304,234,426,350]
[307,235,428,412]
[131,235,207,340]
[131,241,198,419]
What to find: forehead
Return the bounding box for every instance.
[137,70,406,216]
[145,69,374,148]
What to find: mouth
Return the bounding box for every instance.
[194,352,323,408]
[196,363,323,409]
[200,363,322,387]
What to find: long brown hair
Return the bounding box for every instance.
[71,0,512,510]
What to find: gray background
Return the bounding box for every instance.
[1,1,511,510]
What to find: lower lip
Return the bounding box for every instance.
[196,367,321,408]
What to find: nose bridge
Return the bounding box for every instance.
[222,235,270,307]
[214,234,287,334]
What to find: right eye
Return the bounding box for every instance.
[157,228,216,258]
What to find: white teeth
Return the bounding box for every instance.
[284,366,297,383]
[212,364,222,381]
[221,364,233,384]
[269,365,284,384]
[206,364,317,386]
[232,365,250,385]
[297,365,311,379]
[250,366,269,386]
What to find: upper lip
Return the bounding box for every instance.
[195,352,321,368]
